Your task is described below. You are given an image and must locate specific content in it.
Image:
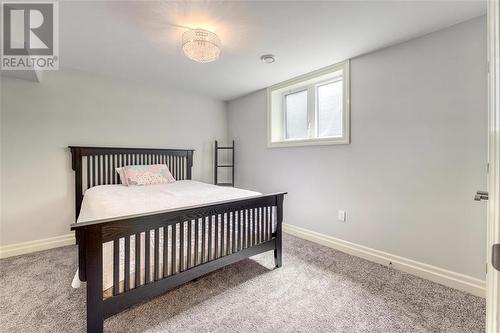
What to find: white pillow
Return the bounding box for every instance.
[115,167,128,186]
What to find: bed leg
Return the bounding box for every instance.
[86,226,104,333]
[274,195,284,268]
[77,230,87,281]
[274,243,282,268]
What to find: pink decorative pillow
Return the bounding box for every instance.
[123,164,175,186]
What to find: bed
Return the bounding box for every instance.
[69,146,286,333]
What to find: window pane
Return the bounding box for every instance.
[285,90,308,139]
[317,80,343,138]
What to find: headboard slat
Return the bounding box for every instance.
[69,146,194,220]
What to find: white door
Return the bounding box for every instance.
[486,1,500,332]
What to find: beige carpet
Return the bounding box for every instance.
[0,233,485,332]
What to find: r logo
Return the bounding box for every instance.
[2,3,54,56]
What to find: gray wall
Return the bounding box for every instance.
[0,68,227,246]
[228,17,487,279]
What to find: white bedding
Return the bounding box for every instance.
[78,180,261,223]
[73,181,264,293]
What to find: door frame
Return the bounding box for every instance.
[487,1,500,332]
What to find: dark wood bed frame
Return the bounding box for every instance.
[69,146,285,333]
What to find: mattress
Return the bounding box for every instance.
[72,181,266,294]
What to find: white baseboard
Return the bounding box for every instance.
[283,223,486,298]
[0,233,75,259]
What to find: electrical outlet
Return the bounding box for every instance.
[337,210,346,222]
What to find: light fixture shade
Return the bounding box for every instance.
[182,29,221,63]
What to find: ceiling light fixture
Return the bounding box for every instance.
[260,54,276,63]
[182,29,221,63]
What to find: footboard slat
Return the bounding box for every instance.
[232,211,236,254]
[239,210,244,251]
[226,212,230,255]
[240,209,248,246]
[187,220,192,269]
[255,208,258,245]
[226,212,231,256]
[145,231,150,284]
[221,214,225,257]
[253,208,257,245]
[247,210,251,247]
[113,239,119,296]
[246,209,250,248]
[249,209,252,246]
[266,208,270,241]
[258,208,262,244]
[259,208,266,242]
[180,222,185,272]
[172,224,177,275]
[194,219,199,265]
[268,207,272,240]
[124,236,130,291]
[256,208,260,244]
[163,227,168,277]
[253,208,257,246]
[154,228,160,281]
[208,216,213,261]
[215,214,219,259]
[257,208,260,244]
[202,217,206,263]
[262,207,266,242]
[135,233,140,287]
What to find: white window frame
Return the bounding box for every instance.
[267,60,350,148]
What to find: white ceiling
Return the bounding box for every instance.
[59,1,486,101]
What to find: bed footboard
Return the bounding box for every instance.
[71,193,285,333]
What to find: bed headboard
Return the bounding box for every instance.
[69,146,194,219]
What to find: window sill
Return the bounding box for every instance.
[267,137,350,148]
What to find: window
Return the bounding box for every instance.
[317,80,342,138]
[267,60,350,147]
[284,89,308,139]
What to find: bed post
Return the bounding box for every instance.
[70,147,84,218]
[70,147,87,281]
[274,194,284,268]
[85,225,103,333]
[186,150,194,180]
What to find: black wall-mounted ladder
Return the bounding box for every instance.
[214,140,234,187]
